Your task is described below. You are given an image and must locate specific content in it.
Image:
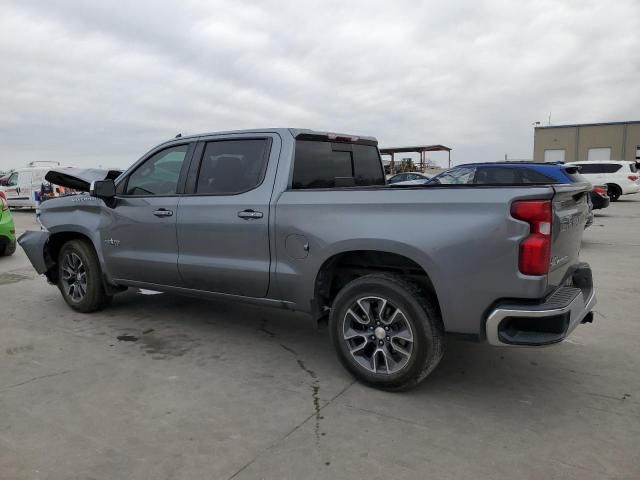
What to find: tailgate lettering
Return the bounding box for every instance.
[560,213,584,232]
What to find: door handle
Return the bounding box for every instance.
[153,208,174,217]
[238,209,263,219]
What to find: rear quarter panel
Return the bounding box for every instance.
[274,185,555,335]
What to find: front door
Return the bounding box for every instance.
[3,172,20,206]
[177,135,278,297]
[4,172,32,207]
[100,143,193,286]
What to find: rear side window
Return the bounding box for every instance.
[520,168,558,183]
[575,163,602,174]
[577,163,621,174]
[629,163,638,173]
[434,167,476,185]
[292,141,385,189]
[603,164,622,173]
[196,139,270,194]
[474,167,520,184]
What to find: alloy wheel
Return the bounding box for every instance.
[342,296,414,374]
[61,252,88,302]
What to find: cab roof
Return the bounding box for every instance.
[158,128,378,147]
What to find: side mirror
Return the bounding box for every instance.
[90,180,116,203]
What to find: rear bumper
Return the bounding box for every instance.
[485,263,596,347]
[591,194,610,210]
[622,183,640,195]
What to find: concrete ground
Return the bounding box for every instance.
[1,200,639,480]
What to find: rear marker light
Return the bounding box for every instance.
[511,200,552,276]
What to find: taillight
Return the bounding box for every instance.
[628,175,639,181]
[593,186,607,195]
[0,197,7,211]
[511,200,552,276]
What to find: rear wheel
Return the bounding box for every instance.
[607,184,621,202]
[329,273,444,391]
[57,240,112,313]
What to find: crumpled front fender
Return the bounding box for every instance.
[18,230,51,274]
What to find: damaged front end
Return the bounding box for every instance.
[19,168,122,282]
[45,167,122,192]
[18,230,53,276]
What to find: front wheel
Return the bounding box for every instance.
[329,273,444,391]
[57,239,112,313]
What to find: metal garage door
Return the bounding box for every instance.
[544,149,565,162]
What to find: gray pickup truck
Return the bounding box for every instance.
[19,129,596,390]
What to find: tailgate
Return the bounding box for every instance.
[547,182,592,290]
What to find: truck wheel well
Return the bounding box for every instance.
[44,232,94,283]
[314,250,441,320]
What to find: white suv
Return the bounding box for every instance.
[567,160,640,201]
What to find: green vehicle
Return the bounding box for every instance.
[0,195,16,256]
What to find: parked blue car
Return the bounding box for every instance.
[425,161,601,227]
[427,162,584,186]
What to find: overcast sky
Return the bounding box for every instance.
[1,0,638,170]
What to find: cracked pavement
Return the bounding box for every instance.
[1,201,640,480]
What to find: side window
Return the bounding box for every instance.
[602,164,622,173]
[435,167,476,185]
[125,145,189,196]
[195,139,270,195]
[6,172,18,186]
[575,163,598,174]
[474,167,520,184]
[292,141,385,189]
[520,168,558,184]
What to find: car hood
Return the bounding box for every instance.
[45,168,122,191]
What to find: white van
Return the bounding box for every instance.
[567,160,640,201]
[0,161,67,208]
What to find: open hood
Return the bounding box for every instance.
[45,168,122,191]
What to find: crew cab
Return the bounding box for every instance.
[19,129,596,390]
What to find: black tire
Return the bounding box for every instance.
[57,239,112,313]
[0,240,16,257]
[607,184,621,202]
[329,273,444,391]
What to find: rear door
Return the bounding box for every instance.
[176,134,280,297]
[100,142,194,286]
